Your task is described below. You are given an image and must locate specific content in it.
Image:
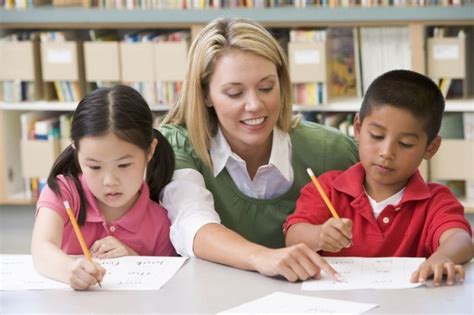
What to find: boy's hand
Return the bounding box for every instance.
[410,254,465,286]
[319,218,352,252]
[91,236,138,259]
[69,258,105,290]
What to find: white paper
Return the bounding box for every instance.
[218,292,378,314]
[294,50,320,65]
[0,254,187,291]
[433,44,459,60]
[302,257,425,291]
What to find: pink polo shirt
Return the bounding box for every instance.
[36,175,176,257]
[285,163,472,257]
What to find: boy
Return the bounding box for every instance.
[285,70,473,286]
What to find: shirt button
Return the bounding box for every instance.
[382,217,390,224]
[109,226,116,232]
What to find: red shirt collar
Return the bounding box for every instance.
[332,162,432,203]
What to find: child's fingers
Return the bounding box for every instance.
[94,262,106,281]
[455,265,465,283]
[324,227,351,249]
[416,264,433,284]
[90,239,102,254]
[445,263,456,285]
[410,269,420,283]
[71,263,101,289]
[70,275,92,291]
[97,247,127,259]
[340,218,353,240]
[432,264,444,286]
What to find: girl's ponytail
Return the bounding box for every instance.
[47,144,87,225]
[146,129,175,203]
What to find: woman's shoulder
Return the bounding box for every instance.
[291,120,355,145]
[158,124,193,150]
[159,123,189,138]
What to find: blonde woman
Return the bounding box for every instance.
[160,17,358,281]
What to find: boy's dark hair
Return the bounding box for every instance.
[47,85,175,225]
[359,70,445,144]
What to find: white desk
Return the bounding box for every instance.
[1,258,472,314]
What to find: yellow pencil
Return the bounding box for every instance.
[63,201,101,287]
[306,168,340,220]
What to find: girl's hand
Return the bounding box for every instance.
[91,236,138,259]
[69,258,105,290]
[251,243,342,282]
[410,254,465,286]
[319,218,352,252]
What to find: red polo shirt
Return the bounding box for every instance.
[284,163,472,257]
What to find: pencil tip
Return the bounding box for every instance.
[63,201,70,209]
[306,168,314,177]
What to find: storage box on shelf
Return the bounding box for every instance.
[84,41,121,83]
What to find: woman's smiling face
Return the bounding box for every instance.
[207,50,281,157]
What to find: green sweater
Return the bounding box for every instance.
[160,121,358,248]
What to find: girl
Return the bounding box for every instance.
[31,85,176,290]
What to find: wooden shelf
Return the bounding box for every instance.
[2,98,472,113]
[0,102,172,112]
[1,6,473,29]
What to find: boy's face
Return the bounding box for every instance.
[354,105,440,197]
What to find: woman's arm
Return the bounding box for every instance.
[161,168,221,257]
[194,223,341,282]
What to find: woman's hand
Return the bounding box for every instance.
[250,243,341,282]
[410,253,465,286]
[91,236,138,259]
[68,258,105,290]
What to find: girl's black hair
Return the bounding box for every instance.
[47,85,175,225]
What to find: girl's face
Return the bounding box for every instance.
[76,132,152,219]
[354,106,440,199]
[207,50,281,158]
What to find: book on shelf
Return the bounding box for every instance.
[359,26,411,94]
[289,29,328,106]
[327,27,359,99]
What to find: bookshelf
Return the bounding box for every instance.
[0,6,473,211]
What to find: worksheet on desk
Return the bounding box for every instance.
[0,254,187,290]
[302,257,425,290]
[219,292,378,314]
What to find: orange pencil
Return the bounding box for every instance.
[306,168,340,220]
[63,201,101,287]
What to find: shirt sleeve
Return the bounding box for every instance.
[161,168,221,257]
[36,175,80,224]
[425,185,473,254]
[284,176,333,233]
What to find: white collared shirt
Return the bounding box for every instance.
[210,127,293,199]
[161,127,293,257]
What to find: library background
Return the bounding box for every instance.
[0,2,473,214]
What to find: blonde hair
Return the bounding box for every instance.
[161,17,295,168]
